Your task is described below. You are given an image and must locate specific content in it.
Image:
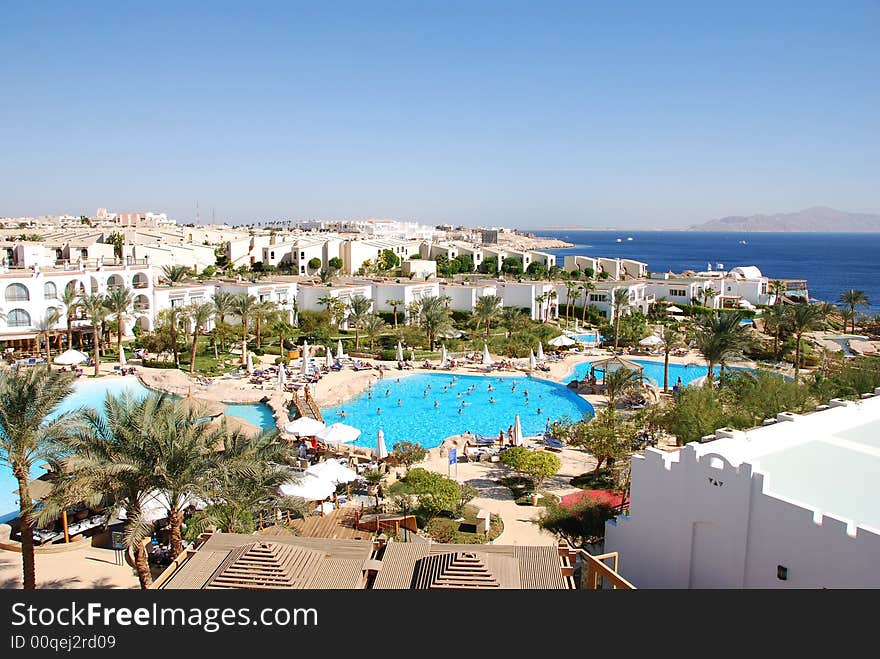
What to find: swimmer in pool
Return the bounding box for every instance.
[386,390,391,396]
[458,408,463,415]
[536,407,542,414]
[377,408,381,415]
[489,397,496,403]
[397,399,402,406]
[434,400,439,408]
[487,384,494,392]
[368,392,373,399]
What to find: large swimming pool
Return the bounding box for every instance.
[568,358,744,389]
[0,377,275,518]
[323,373,594,453]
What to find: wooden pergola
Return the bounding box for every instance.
[587,355,644,383]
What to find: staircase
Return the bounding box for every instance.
[290,386,324,423]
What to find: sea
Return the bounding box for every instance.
[531,231,880,313]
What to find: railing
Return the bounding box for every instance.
[574,549,636,590]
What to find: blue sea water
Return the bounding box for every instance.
[537,231,880,312]
[323,372,594,452]
[0,377,275,518]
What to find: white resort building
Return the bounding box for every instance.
[605,392,880,588]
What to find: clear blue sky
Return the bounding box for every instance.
[2,1,878,228]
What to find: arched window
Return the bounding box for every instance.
[44,282,58,299]
[5,284,29,302]
[7,309,31,327]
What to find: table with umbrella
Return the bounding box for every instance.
[283,417,326,437]
[638,334,664,347]
[54,349,89,366]
[316,422,361,446]
[548,334,576,347]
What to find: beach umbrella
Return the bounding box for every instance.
[307,458,359,485]
[513,415,523,446]
[376,428,388,460]
[548,335,576,347]
[396,341,404,362]
[326,345,334,369]
[316,422,361,445]
[410,348,415,362]
[302,340,309,361]
[277,364,286,388]
[439,344,448,367]
[54,349,89,365]
[639,335,664,347]
[246,351,254,374]
[279,473,335,501]
[119,489,206,523]
[667,305,684,314]
[529,349,536,371]
[336,339,345,359]
[283,417,326,436]
[482,343,493,366]
[536,342,545,360]
[119,345,127,366]
[689,375,708,388]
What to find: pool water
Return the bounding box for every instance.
[569,359,745,389]
[0,377,275,517]
[323,372,594,452]
[569,333,599,343]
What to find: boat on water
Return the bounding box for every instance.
[616,238,622,243]
[627,236,634,241]
[739,240,747,244]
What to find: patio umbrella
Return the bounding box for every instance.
[301,340,310,375]
[529,349,536,371]
[277,363,286,388]
[667,305,684,314]
[513,415,523,446]
[283,417,326,436]
[536,342,545,360]
[409,348,415,362]
[246,351,253,374]
[302,340,309,361]
[326,346,334,369]
[439,344,448,367]
[482,343,493,366]
[396,341,404,362]
[376,428,388,460]
[548,335,576,347]
[639,335,664,347]
[306,458,359,485]
[119,345,127,366]
[316,422,361,445]
[336,339,345,359]
[279,473,335,501]
[54,349,89,365]
[119,489,206,523]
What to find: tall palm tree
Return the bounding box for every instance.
[416,297,452,350]
[39,308,62,362]
[786,303,825,382]
[838,307,856,335]
[580,281,595,326]
[473,295,502,337]
[569,287,583,328]
[546,289,558,322]
[78,294,108,376]
[563,282,577,324]
[612,288,631,349]
[501,307,526,338]
[361,314,387,350]
[0,366,75,589]
[603,367,642,407]
[60,285,79,350]
[763,304,788,360]
[211,291,236,325]
[659,326,683,393]
[270,315,293,357]
[769,280,787,307]
[317,293,340,329]
[346,294,373,349]
[160,265,191,285]
[693,311,749,386]
[252,300,276,349]
[838,289,869,333]
[534,293,546,322]
[185,303,215,374]
[232,294,258,369]
[701,287,718,309]
[103,285,133,361]
[386,299,404,329]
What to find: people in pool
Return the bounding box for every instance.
[385,389,391,396]
[397,399,402,406]
[458,408,463,415]
[377,408,381,415]
[487,384,494,392]
[489,397,496,403]
[434,400,439,408]
[367,392,373,399]
[536,407,542,414]
[337,410,347,418]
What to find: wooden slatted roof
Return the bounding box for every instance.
[206,542,328,590]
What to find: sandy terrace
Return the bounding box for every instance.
[0,543,139,590]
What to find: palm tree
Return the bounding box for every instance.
[838,307,856,335]
[39,308,62,362]
[185,303,214,374]
[160,265,191,285]
[659,326,683,393]
[346,294,373,349]
[786,303,825,382]
[270,315,293,357]
[763,304,788,360]
[693,311,749,386]
[501,307,526,338]
[534,294,546,322]
[361,314,387,350]
[78,294,108,376]
[546,289,558,322]
[769,280,787,307]
[473,295,502,337]
[603,367,642,407]
[0,366,75,589]
[580,281,595,326]
[838,290,869,333]
[211,291,236,325]
[701,287,718,309]
[612,288,631,349]
[232,294,258,369]
[104,285,133,361]
[317,294,338,328]
[386,299,404,329]
[563,282,577,324]
[60,285,79,350]
[252,300,276,349]
[569,287,583,328]
[416,297,452,350]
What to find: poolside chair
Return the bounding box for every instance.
[543,437,565,452]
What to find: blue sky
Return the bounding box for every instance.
[2,1,878,227]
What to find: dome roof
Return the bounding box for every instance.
[729,266,762,280]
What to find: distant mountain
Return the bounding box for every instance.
[689,207,880,232]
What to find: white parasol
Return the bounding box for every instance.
[667,305,684,314]
[54,349,89,365]
[409,348,415,362]
[536,342,545,360]
[119,345,127,366]
[316,422,361,445]
[336,339,345,359]
[482,343,493,366]
[277,363,287,388]
[639,335,664,346]
[548,335,576,347]
[306,458,359,485]
[439,344,448,367]
[326,345,334,369]
[376,428,388,460]
[513,415,523,446]
[300,340,310,375]
[396,341,404,362]
[283,417,326,436]
[246,351,253,374]
[529,349,536,371]
[279,473,335,501]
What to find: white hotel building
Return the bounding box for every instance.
[605,393,880,588]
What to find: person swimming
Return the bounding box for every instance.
[489,397,496,403]
[434,400,439,408]
[536,407,542,414]
[423,390,428,397]
[487,384,494,392]
[377,408,381,415]
[397,399,402,406]
[337,410,346,418]
[367,391,373,399]
[396,378,400,383]
[385,389,391,396]
[523,389,528,397]
[458,408,463,415]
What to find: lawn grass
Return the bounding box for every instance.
[424,504,503,544]
[570,468,616,490]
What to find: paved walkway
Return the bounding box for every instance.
[0,543,140,590]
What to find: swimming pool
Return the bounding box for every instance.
[0,377,276,518]
[568,333,599,344]
[568,359,746,389]
[323,373,594,452]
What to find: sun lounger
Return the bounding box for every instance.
[543,437,565,451]
[474,435,497,446]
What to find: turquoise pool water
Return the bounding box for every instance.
[0,377,275,517]
[323,373,594,452]
[568,359,746,388]
[569,333,599,343]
